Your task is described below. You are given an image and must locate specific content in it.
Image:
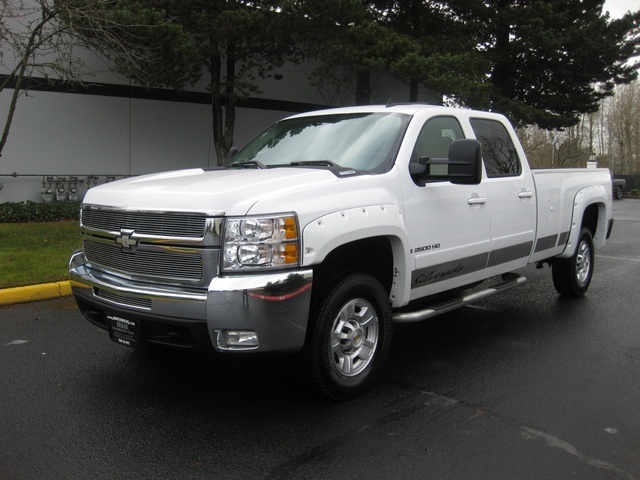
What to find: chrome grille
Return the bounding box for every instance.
[82,207,207,238]
[83,240,203,281]
[95,288,152,309]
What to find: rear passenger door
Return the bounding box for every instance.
[470,118,536,273]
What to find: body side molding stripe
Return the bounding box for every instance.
[487,241,533,267]
[557,231,570,246]
[411,241,534,290]
[534,235,558,253]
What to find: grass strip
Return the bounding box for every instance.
[0,221,80,289]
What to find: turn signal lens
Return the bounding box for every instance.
[283,243,299,265]
[283,216,298,240]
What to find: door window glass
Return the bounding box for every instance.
[470,118,521,177]
[411,116,465,163]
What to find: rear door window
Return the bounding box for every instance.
[470,118,521,177]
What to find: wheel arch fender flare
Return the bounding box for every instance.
[558,185,610,259]
[301,205,411,307]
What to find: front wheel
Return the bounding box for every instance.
[297,272,393,400]
[552,227,594,297]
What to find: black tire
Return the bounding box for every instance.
[297,272,392,400]
[615,186,623,200]
[552,227,594,297]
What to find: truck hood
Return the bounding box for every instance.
[83,167,346,216]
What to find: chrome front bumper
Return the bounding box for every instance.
[69,250,313,353]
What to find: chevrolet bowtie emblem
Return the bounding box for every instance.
[115,228,139,253]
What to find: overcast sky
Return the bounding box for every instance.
[604,0,640,18]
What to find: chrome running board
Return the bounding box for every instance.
[392,272,527,323]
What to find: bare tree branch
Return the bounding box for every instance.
[0,0,169,157]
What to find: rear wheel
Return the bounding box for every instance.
[615,185,623,199]
[552,227,594,297]
[297,272,392,400]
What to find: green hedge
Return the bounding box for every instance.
[0,201,81,223]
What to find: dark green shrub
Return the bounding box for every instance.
[0,201,81,223]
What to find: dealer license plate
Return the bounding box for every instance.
[107,315,140,348]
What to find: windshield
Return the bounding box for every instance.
[226,112,411,173]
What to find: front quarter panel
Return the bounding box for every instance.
[302,204,410,306]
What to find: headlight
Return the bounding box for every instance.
[222,214,300,271]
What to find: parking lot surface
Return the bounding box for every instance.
[1,200,639,479]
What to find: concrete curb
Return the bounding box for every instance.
[0,281,72,306]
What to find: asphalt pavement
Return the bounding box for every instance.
[1,199,639,479]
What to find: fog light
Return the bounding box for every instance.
[215,329,259,350]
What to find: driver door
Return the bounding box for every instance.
[401,116,491,299]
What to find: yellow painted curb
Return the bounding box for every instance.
[0,281,72,306]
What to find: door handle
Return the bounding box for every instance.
[518,191,534,199]
[467,195,487,205]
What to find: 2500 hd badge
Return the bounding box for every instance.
[414,243,441,253]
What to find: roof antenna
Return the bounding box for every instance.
[386,97,394,107]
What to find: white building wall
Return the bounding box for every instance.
[130,99,212,173]
[0,88,305,202]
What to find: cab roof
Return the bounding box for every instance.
[287,104,510,123]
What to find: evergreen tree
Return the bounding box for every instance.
[79,0,301,165]
[449,0,640,128]
[369,0,489,104]
[296,0,487,105]
[69,0,640,154]
[289,0,401,105]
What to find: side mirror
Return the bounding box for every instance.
[228,146,239,159]
[410,139,482,185]
[447,139,482,185]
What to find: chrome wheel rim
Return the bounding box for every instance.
[575,240,592,286]
[329,298,379,377]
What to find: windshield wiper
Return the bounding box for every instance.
[289,160,338,167]
[228,160,267,169]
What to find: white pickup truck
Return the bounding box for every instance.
[69,104,614,399]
